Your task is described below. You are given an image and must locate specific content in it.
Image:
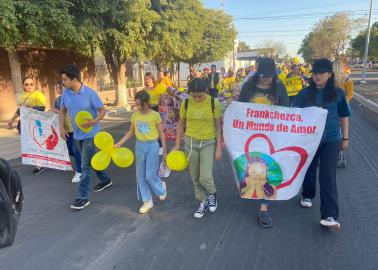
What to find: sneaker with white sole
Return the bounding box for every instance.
[71,172,81,183]
[320,217,341,230]
[208,193,217,213]
[93,180,112,192]
[70,199,90,210]
[300,198,312,208]
[139,200,154,214]
[194,201,209,218]
[159,181,167,201]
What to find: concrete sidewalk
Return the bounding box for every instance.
[0,110,131,160]
[353,83,378,114]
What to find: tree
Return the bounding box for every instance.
[351,22,378,59]
[0,0,88,95]
[257,40,286,58]
[184,9,237,66]
[298,12,363,61]
[148,0,203,71]
[298,33,315,63]
[238,41,250,52]
[69,0,159,106]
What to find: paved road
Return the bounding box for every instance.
[1,103,377,270]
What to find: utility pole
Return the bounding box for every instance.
[361,0,373,84]
[221,0,224,11]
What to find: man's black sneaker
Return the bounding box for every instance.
[194,201,209,218]
[93,180,112,192]
[70,199,90,210]
[33,167,45,175]
[208,193,217,213]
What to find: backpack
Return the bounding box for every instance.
[0,158,23,249]
[184,97,215,117]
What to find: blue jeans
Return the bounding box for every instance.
[135,140,165,202]
[75,138,110,199]
[66,133,81,173]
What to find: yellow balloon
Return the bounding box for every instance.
[94,131,114,151]
[111,147,134,168]
[216,83,222,92]
[155,83,167,95]
[91,150,111,171]
[177,86,185,92]
[74,111,93,133]
[166,150,188,171]
[293,57,300,64]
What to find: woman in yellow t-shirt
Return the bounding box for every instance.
[8,77,46,131]
[333,60,354,101]
[7,77,46,174]
[173,78,223,219]
[115,90,167,214]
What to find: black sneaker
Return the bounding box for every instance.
[208,193,217,213]
[70,199,90,210]
[194,201,209,218]
[33,167,45,175]
[93,180,112,192]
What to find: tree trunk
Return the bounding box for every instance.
[177,62,180,87]
[8,51,23,98]
[126,59,134,82]
[116,62,127,107]
[139,61,145,87]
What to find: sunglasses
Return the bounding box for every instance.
[24,83,34,86]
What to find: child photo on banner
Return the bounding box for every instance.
[20,107,72,171]
[223,102,327,200]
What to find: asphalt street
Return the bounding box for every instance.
[0,102,377,270]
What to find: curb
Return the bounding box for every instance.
[353,92,378,114]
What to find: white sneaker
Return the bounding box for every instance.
[320,217,341,230]
[159,147,163,156]
[300,198,312,208]
[159,182,167,201]
[71,172,81,183]
[139,200,153,214]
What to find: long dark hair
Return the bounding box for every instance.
[306,73,337,107]
[239,74,279,104]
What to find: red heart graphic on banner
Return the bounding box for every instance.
[244,133,308,190]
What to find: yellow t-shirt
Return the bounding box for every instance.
[162,77,173,87]
[18,90,46,107]
[131,110,161,141]
[343,79,354,101]
[146,88,160,106]
[284,76,303,97]
[179,95,222,140]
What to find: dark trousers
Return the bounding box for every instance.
[208,88,218,98]
[302,140,341,219]
[151,106,162,148]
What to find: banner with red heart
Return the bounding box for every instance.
[20,107,72,171]
[224,102,327,200]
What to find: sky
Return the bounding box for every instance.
[202,0,377,56]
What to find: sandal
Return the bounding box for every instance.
[259,210,273,228]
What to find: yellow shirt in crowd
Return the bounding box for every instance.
[146,88,160,106]
[179,95,222,140]
[131,110,161,141]
[18,90,46,107]
[343,79,354,102]
[161,76,174,87]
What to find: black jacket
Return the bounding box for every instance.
[206,72,220,89]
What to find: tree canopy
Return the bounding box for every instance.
[351,22,378,59]
[298,12,363,61]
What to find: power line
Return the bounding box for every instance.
[234,9,378,20]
